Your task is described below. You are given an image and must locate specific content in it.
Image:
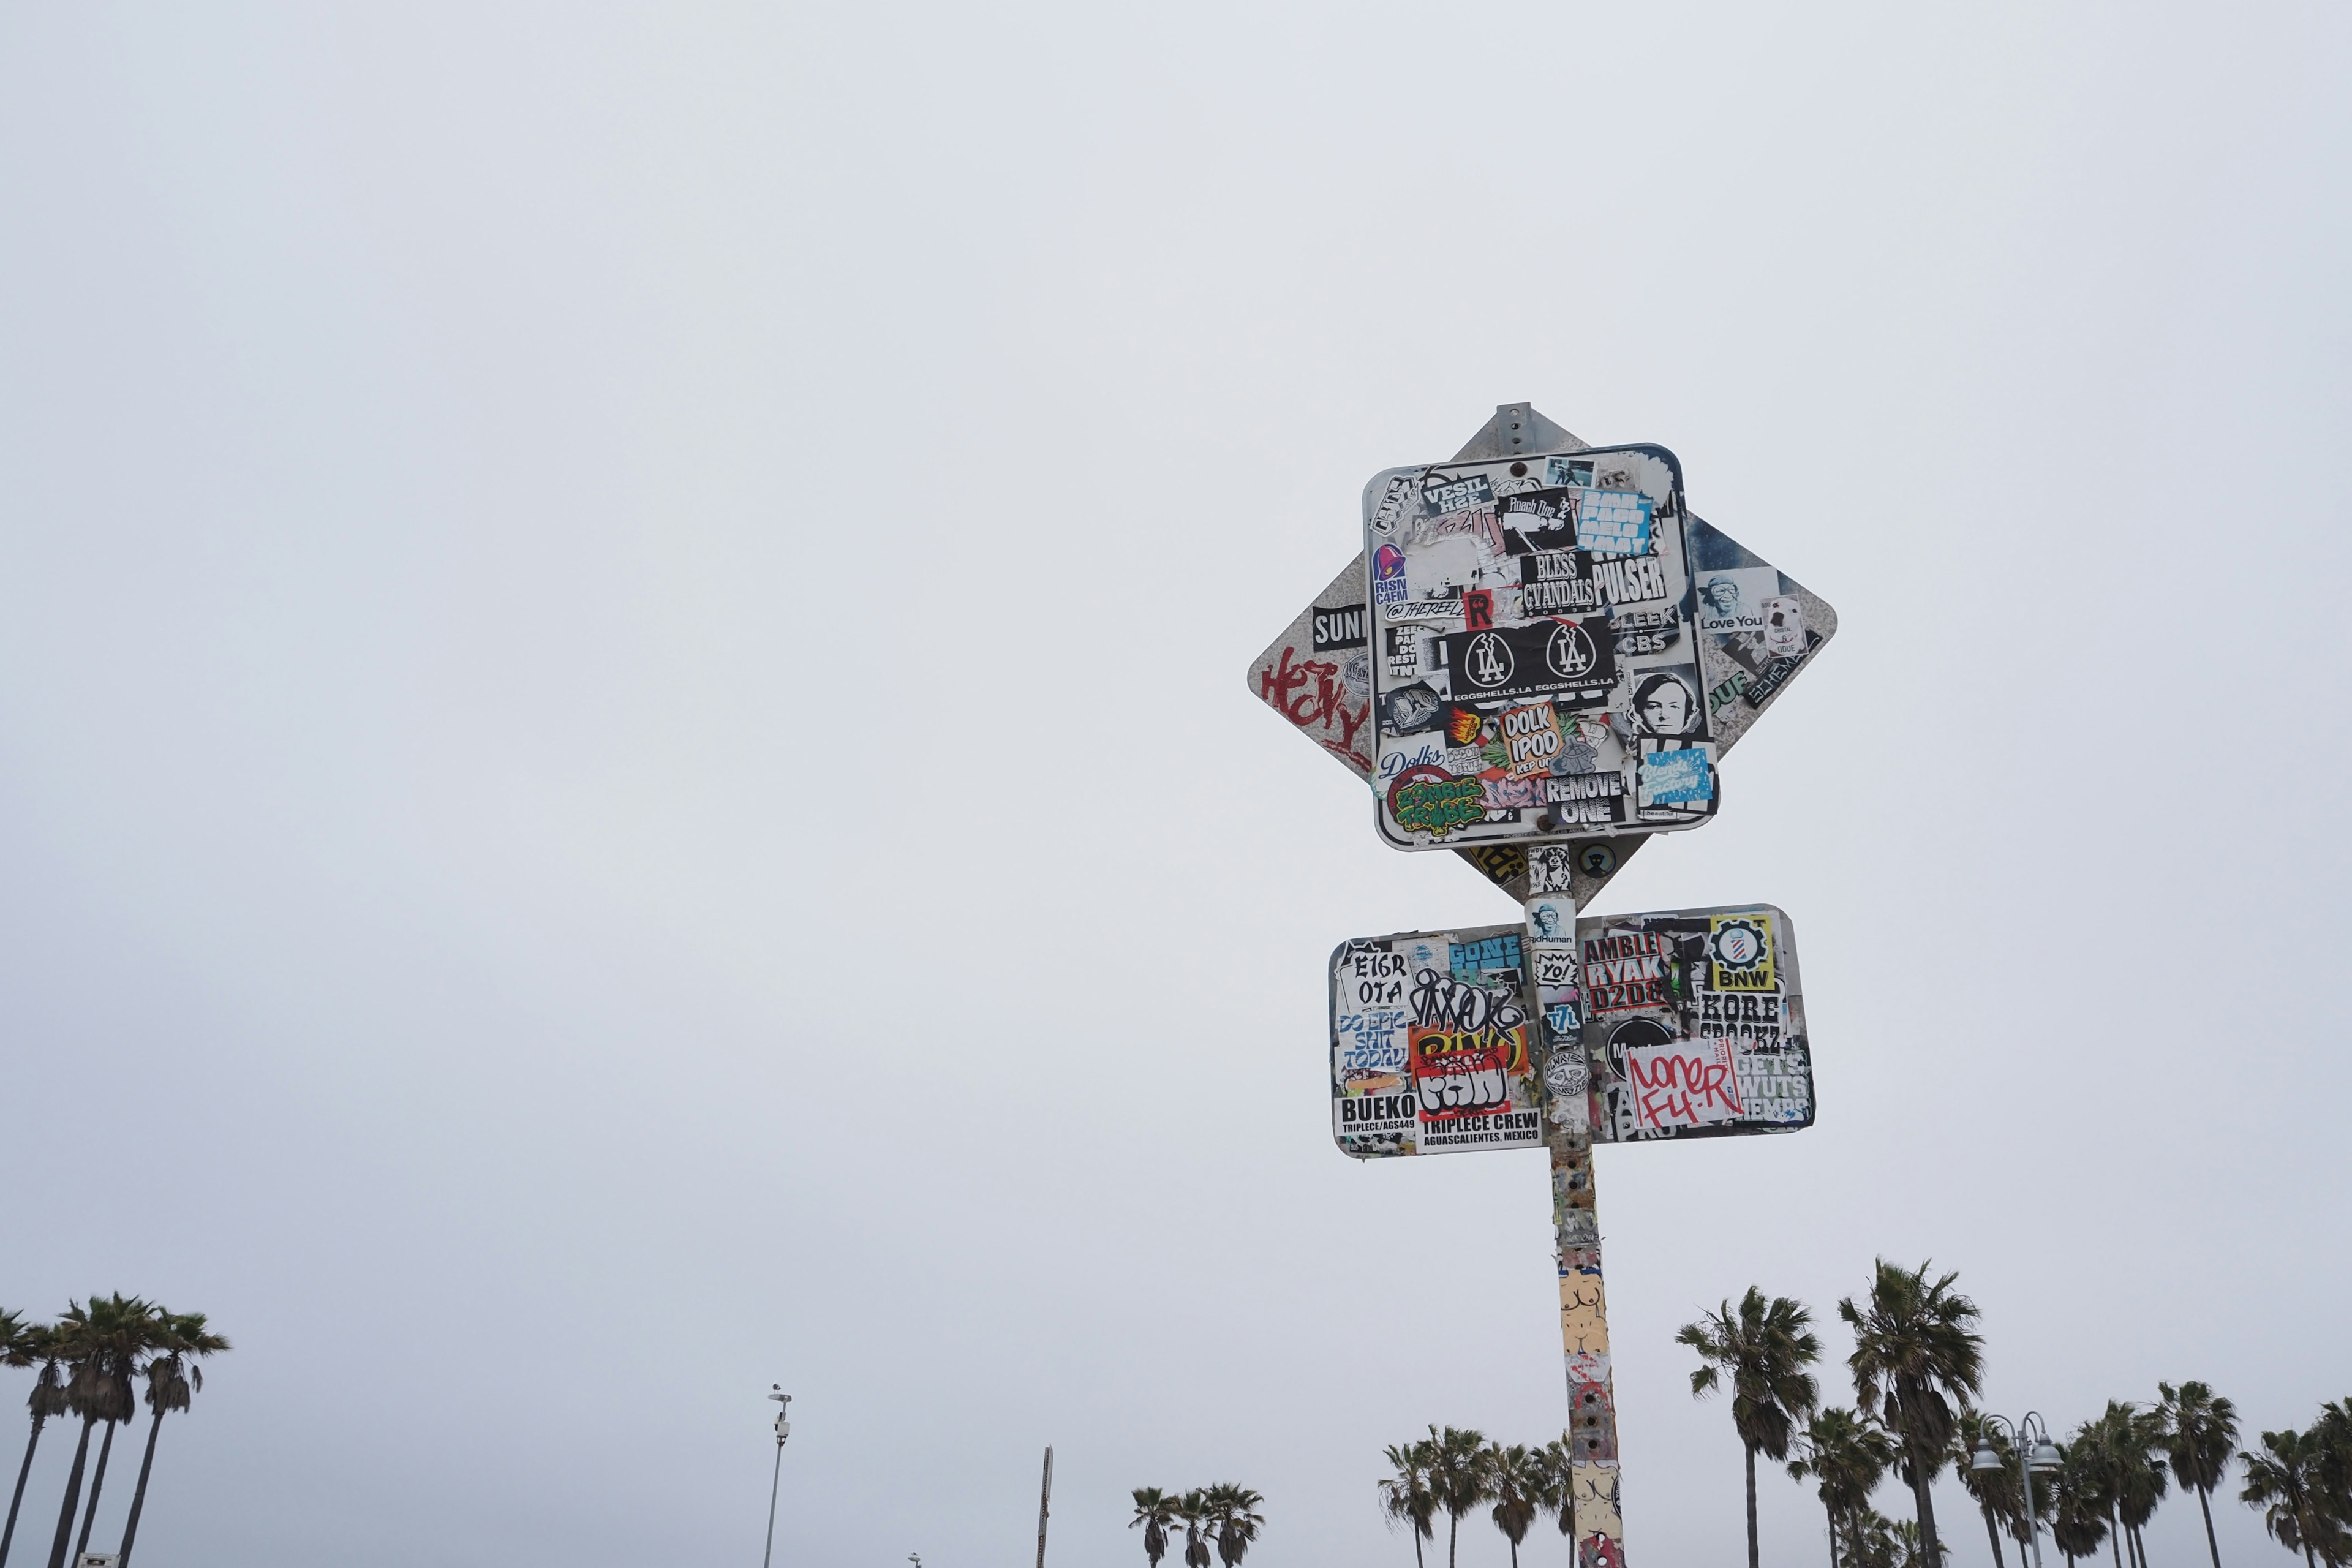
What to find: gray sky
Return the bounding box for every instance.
[2,3,2348,1564]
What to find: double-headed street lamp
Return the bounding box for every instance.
[762,1387,793,1568]
[1972,1411,2065,1568]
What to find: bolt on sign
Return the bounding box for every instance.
[1246,405,1838,1568]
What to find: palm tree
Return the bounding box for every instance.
[1202,1482,1263,1567]
[1839,1260,1984,1568]
[2157,1381,2238,1568]
[0,1317,58,1568]
[2241,1428,2347,1568]
[1842,1508,1902,1568]
[1679,1287,1822,1568]
[116,1311,227,1568]
[1954,1411,2022,1568]
[2112,1406,2169,1568]
[1485,1444,1548,1568]
[2312,1402,2352,1552]
[1131,1486,1179,1568]
[1789,1405,1897,1567]
[1176,1489,1212,1568]
[1423,1425,1493,1568]
[1539,1434,1580,1547]
[1381,1439,1439,1568]
[43,1295,166,1568]
[2046,1441,2111,1568]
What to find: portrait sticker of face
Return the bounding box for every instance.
[1761,595,1806,659]
[1527,899,1572,943]
[1526,845,1578,896]
[1382,682,1447,736]
[1633,671,1700,737]
[1694,567,1779,635]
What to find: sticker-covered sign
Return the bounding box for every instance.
[1330,904,1812,1158]
[1362,445,1725,851]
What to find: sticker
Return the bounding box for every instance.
[1585,932,1670,1015]
[1421,472,1495,516]
[1381,682,1448,735]
[1368,473,1417,537]
[1376,734,1450,784]
[1694,567,1781,636]
[1588,552,1670,607]
[1526,845,1577,895]
[1544,771,1627,829]
[1373,542,1408,605]
[1631,671,1703,738]
[1438,618,1617,706]
[1544,456,1596,489]
[1463,589,1494,631]
[1637,745,1714,809]
[1526,897,1574,944]
[1577,843,1618,876]
[1310,603,1368,652]
[1501,700,1564,778]
[1576,488,1653,556]
[1622,1036,1743,1131]
[1760,596,1806,658]
[1519,550,1605,615]
[1610,605,1681,657]
[1497,488,1581,554]
[1389,768,1485,838]
[1707,914,1776,993]
[1383,594,1464,623]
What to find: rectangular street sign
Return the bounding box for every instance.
[1329,903,1812,1158]
[1365,445,1727,851]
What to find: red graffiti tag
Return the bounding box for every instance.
[1626,1046,1743,1129]
[1256,644,1370,767]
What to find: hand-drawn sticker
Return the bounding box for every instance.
[1381,682,1447,736]
[1694,567,1780,635]
[1706,913,1776,993]
[1373,541,1409,605]
[1310,602,1368,653]
[1383,592,1464,624]
[1760,595,1805,659]
[1501,700,1564,778]
[1368,473,1417,537]
[1389,767,1485,839]
[1631,670,1702,737]
[1575,488,1653,556]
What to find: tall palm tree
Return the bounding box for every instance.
[1484,1444,1548,1568]
[2046,1441,2111,1568]
[2241,1428,2347,1568]
[1381,1439,1439,1568]
[1679,1287,1823,1568]
[1839,1260,1984,1568]
[115,1311,227,1568]
[2111,1406,2169,1568]
[1202,1482,1263,1567]
[1954,1411,2022,1568]
[1788,1404,1897,1567]
[1539,1434,1579,1547]
[42,1295,165,1568]
[1131,1486,1179,1568]
[2157,1381,2238,1568]
[1423,1425,1493,1568]
[2312,1402,2352,1548]
[1175,1489,1212,1568]
[0,1317,56,1568]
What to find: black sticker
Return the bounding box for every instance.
[1420,472,1494,516]
[1380,682,1449,735]
[1518,550,1604,615]
[1610,605,1682,657]
[1310,602,1368,652]
[1435,617,1618,706]
[1497,488,1580,554]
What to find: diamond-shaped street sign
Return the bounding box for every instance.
[1245,406,1838,1568]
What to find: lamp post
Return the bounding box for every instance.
[1972,1412,2064,1568]
[762,1387,792,1568]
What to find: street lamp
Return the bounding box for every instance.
[1971,1411,2062,1568]
[763,1387,793,1568]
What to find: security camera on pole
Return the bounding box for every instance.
[1249,405,1839,1567]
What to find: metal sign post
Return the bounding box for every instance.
[1255,407,1836,1567]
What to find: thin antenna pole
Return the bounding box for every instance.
[1034,1446,1054,1568]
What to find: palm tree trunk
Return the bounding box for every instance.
[114,1407,167,1568]
[2106,1507,2122,1568]
[43,1417,94,1568]
[1982,1498,2007,1568]
[1745,1444,1760,1568]
[1411,1522,1425,1568]
[1825,1501,1841,1568]
[72,1422,115,1559]
[1,1415,48,1568]
[2193,1484,2219,1568]
[1447,1513,1458,1568]
[1910,1452,1942,1567]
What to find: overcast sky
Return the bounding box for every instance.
[3,3,2348,1565]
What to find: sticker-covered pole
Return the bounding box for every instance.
[1523,848,1624,1568]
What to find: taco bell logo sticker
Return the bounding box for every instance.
[1373,542,1408,605]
